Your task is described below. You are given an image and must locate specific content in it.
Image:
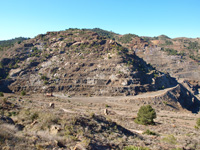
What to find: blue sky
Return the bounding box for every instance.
[0,0,200,40]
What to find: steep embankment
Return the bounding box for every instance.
[107,84,200,113]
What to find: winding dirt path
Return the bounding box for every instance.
[53,85,178,104]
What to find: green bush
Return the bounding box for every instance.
[0,92,4,97]
[134,105,156,125]
[21,90,26,96]
[143,129,158,136]
[41,75,48,80]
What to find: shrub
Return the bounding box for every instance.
[21,90,26,96]
[41,75,48,80]
[105,104,110,108]
[162,135,177,145]
[0,92,4,97]
[8,111,17,117]
[44,80,48,85]
[153,73,159,78]
[163,101,168,105]
[143,129,158,136]
[134,105,156,125]
[31,112,39,122]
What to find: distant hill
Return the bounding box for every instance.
[0,37,29,49]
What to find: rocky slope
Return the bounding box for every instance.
[0,29,177,96]
[116,33,200,81]
[89,29,200,82]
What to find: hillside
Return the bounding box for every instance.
[83,29,200,83]
[0,29,177,97]
[133,36,200,81]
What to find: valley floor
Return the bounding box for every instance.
[1,91,200,150]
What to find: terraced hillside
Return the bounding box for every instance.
[0,29,177,96]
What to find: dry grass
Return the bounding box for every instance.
[0,93,200,149]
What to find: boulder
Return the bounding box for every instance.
[49,103,55,108]
[50,125,61,135]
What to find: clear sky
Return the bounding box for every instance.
[0,0,200,40]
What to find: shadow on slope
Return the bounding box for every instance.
[178,84,200,113]
[121,51,178,89]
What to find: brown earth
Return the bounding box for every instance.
[0,91,200,150]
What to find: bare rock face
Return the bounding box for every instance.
[9,68,22,77]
